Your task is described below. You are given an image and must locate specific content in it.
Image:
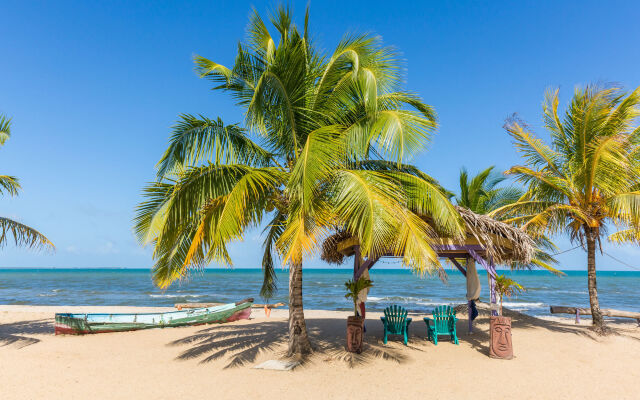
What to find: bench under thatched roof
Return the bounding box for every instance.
[321,206,535,266]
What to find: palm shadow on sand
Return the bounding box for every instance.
[168,317,412,369]
[169,306,640,367]
[457,305,640,356]
[0,319,52,348]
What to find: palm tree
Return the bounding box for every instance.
[135,6,462,356]
[454,166,559,272]
[494,274,524,316]
[0,114,53,251]
[492,84,640,332]
[344,277,373,317]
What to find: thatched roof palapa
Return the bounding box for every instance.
[321,206,536,266]
[453,206,535,265]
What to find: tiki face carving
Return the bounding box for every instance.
[346,318,364,353]
[347,325,362,351]
[490,316,513,359]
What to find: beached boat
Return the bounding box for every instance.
[54,298,253,335]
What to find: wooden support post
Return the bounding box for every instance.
[468,300,473,334]
[488,265,497,317]
[575,309,580,324]
[468,249,498,316]
[354,245,361,278]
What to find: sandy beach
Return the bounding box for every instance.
[1,305,639,400]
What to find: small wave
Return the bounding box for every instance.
[148,294,204,298]
[503,301,546,310]
[416,301,455,307]
[367,296,430,302]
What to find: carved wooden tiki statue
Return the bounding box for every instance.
[346,316,364,353]
[489,316,513,359]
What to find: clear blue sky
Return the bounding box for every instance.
[1,0,639,270]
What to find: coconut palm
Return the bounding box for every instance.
[456,166,522,215]
[0,114,53,251]
[455,166,560,272]
[491,84,640,332]
[135,6,462,356]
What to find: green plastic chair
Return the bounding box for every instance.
[380,305,412,345]
[424,305,459,345]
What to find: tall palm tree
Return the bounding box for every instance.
[0,114,53,251]
[455,166,559,272]
[135,6,462,356]
[491,84,640,332]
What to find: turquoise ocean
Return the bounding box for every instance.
[1,268,639,317]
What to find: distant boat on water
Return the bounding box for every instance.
[54,298,253,335]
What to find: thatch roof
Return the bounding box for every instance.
[453,206,535,264]
[321,206,535,266]
[320,230,352,264]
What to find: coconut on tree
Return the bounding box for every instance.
[0,114,54,251]
[134,6,462,356]
[491,84,640,333]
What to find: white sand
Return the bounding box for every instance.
[1,305,639,400]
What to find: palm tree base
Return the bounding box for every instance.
[590,323,611,336]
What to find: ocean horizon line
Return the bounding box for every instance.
[1,266,639,275]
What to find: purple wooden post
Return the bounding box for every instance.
[467,300,473,334]
[353,245,361,279]
[489,275,497,316]
[488,258,498,317]
[575,309,580,324]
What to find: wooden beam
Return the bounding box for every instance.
[550,306,640,326]
[337,237,360,256]
[175,302,285,310]
[431,235,515,251]
[467,248,496,278]
[433,244,484,253]
[354,256,381,279]
[448,257,467,277]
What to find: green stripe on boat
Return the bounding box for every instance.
[54,298,253,335]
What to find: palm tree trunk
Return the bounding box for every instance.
[288,261,312,356]
[586,226,605,331]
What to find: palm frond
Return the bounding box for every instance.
[0,217,54,251]
[0,114,11,145]
[0,175,21,197]
[156,115,273,178]
[504,115,563,175]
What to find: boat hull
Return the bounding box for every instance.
[54,299,253,335]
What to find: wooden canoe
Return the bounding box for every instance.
[54,298,253,335]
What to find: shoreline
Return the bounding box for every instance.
[2,305,640,399]
[0,303,632,324]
